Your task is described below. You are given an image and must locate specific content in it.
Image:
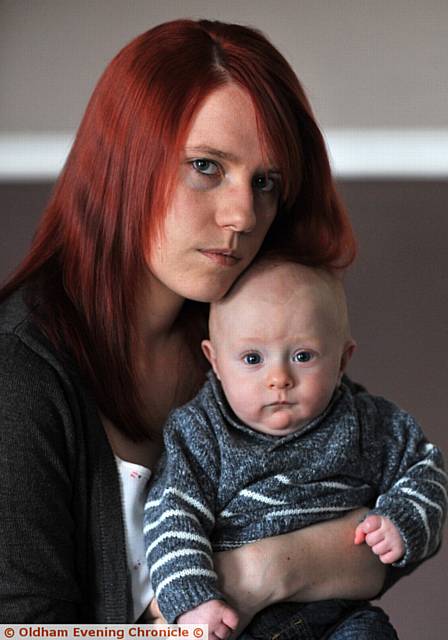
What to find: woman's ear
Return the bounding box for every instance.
[338,339,357,384]
[201,340,221,380]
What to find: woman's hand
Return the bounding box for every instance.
[214,508,386,615]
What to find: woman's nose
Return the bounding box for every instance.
[267,366,294,390]
[215,184,256,234]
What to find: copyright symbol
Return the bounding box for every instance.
[193,629,203,638]
[5,629,15,638]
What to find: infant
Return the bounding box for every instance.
[144,259,447,638]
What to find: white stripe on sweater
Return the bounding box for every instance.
[143,509,199,533]
[220,509,237,518]
[146,531,211,557]
[274,474,291,484]
[150,548,212,578]
[239,489,287,505]
[266,506,354,517]
[319,481,370,491]
[427,479,448,503]
[145,487,215,524]
[411,459,448,480]
[155,568,217,599]
[398,487,444,513]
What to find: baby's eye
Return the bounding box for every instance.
[252,174,276,193]
[192,159,219,175]
[292,351,314,363]
[243,353,263,365]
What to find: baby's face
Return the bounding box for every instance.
[202,263,354,437]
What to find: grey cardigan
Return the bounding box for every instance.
[0,290,132,622]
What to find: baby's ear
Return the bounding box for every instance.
[201,340,221,380]
[338,339,357,383]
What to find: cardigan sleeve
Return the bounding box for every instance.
[0,334,82,621]
[143,405,222,623]
[360,394,447,567]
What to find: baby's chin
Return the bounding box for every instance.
[251,406,305,437]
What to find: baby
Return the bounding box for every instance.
[144,259,447,638]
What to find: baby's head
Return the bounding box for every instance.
[201,259,356,436]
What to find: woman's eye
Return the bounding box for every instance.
[243,353,263,365]
[192,159,219,175]
[253,174,276,193]
[292,351,314,363]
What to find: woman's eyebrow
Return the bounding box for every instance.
[185,145,239,162]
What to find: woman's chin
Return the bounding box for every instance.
[186,279,236,303]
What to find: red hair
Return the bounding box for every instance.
[1,19,356,439]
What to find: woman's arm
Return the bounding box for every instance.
[0,336,81,621]
[214,508,386,618]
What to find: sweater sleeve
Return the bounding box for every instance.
[363,395,447,567]
[0,335,81,621]
[143,405,222,623]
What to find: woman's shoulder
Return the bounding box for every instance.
[0,288,91,442]
[1,288,76,384]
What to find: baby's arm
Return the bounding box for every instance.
[178,600,239,640]
[144,408,224,624]
[354,514,404,564]
[358,394,447,566]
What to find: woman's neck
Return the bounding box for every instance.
[136,269,185,343]
[102,271,206,465]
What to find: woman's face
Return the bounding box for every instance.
[147,83,281,303]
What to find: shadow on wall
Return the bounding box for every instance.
[0,180,447,639]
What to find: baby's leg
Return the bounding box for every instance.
[177,599,238,640]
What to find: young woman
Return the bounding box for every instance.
[0,19,407,624]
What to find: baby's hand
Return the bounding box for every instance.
[354,514,404,564]
[177,599,239,640]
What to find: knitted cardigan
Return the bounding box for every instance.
[144,371,447,623]
[0,290,132,622]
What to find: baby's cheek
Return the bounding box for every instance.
[225,386,254,423]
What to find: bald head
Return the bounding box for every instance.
[209,259,352,346]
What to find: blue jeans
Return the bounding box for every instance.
[239,600,399,639]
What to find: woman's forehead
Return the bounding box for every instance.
[184,84,277,169]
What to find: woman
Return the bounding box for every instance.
[0,19,402,625]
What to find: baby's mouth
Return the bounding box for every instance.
[266,401,295,409]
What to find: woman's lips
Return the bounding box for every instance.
[199,249,240,266]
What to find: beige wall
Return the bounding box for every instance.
[1,0,448,132]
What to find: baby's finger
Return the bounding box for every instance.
[364,529,385,548]
[371,539,392,558]
[222,607,239,631]
[213,624,232,640]
[360,514,382,534]
[354,524,366,545]
[379,548,402,564]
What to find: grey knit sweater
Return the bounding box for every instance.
[144,371,447,623]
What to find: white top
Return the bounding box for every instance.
[114,455,154,621]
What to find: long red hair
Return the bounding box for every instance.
[1,19,356,439]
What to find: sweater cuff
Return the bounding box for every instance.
[157,574,223,623]
[368,504,427,567]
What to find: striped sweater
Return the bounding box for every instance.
[143,372,447,623]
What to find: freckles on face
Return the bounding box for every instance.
[146,83,280,304]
